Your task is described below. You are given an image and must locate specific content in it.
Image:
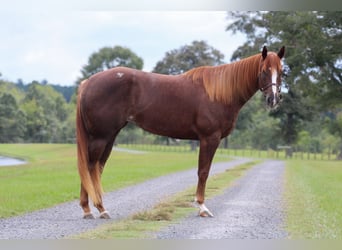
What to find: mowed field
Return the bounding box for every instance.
[1,144,342,239]
[285,160,342,239]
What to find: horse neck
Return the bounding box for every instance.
[184,54,262,106]
[215,54,261,106]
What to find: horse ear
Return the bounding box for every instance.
[262,46,267,60]
[278,46,285,59]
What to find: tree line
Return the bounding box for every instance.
[0,80,76,143]
[0,11,341,158]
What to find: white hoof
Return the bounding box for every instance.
[198,203,214,217]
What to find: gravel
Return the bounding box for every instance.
[0,158,251,239]
[155,160,288,239]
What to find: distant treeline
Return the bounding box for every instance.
[0,80,76,143]
[15,80,75,102]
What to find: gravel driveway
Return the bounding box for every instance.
[0,158,250,239]
[155,160,288,239]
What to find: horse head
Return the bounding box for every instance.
[258,46,285,109]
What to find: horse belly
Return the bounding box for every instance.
[131,103,198,140]
[130,84,197,139]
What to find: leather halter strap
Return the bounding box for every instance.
[260,83,277,92]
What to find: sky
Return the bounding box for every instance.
[1,10,246,86]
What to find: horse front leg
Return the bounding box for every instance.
[195,133,221,217]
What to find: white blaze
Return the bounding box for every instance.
[271,70,278,95]
[271,70,278,106]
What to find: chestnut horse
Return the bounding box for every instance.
[76,46,285,219]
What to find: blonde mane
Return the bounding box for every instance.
[184,53,279,105]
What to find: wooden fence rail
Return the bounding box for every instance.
[117,144,339,161]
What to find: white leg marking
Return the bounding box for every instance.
[100,210,109,215]
[194,197,214,217]
[199,203,214,217]
[99,210,110,219]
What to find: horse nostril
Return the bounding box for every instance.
[267,96,273,105]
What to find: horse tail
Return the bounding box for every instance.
[76,80,101,206]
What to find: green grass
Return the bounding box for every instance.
[0,144,230,218]
[0,144,78,218]
[285,160,342,239]
[73,161,259,239]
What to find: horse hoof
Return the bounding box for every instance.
[99,211,111,219]
[83,213,95,219]
[199,210,214,217]
[198,203,214,217]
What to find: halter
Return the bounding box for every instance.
[259,82,278,92]
[257,73,280,93]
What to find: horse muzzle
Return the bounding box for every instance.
[266,93,281,109]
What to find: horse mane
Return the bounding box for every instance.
[184,53,277,105]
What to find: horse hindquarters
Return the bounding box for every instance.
[77,81,126,219]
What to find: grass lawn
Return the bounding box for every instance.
[285,160,342,239]
[0,144,230,218]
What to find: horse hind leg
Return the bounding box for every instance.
[90,161,110,219]
[82,138,111,219]
[86,127,125,219]
[80,183,95,219]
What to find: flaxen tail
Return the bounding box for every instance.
[76,80,101,206]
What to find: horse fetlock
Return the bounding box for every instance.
[194,197,204,205]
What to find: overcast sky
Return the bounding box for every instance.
[1,10,245,86]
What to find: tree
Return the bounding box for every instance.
[226,11,342,148]
[329,111,342,159]
[0,93,26,142]
[153,40,225,75]
[76,46,143,85]
[22,82,71,142]
[21,98,47,142]
[228,94,284,150]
